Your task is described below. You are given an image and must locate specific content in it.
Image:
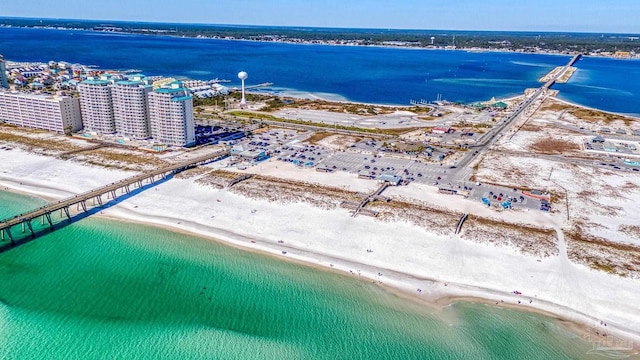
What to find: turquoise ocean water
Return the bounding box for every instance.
[0,191,596,359]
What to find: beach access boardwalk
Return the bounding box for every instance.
[351,183,390,217]
[226,174,253,189]
[455,213,468,235]
[0,149,229,244]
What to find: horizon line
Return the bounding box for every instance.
[1,16,639,36]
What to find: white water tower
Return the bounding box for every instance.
[430,37,435,45]
[238,71,248,106]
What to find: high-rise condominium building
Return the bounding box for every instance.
[148,82,195,147]
[0,54,9,89]
[0,91,82,133]
[77,77,115,134]
[112,77,152,139]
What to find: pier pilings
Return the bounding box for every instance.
[0,150,229,244]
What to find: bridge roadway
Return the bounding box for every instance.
[452,53,582,173]
[0,149,229,242]
[567,53,582,67]
[543,53,581,89]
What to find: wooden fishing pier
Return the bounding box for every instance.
[0,150,228,244]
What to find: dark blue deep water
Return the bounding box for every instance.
[1,27,639,114]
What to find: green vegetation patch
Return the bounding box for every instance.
[228,111,419,136]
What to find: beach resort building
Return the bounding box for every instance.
[148,82,195,147]
[431,127,451,134]
[78,77,116,134]
[378,173,402,186]
[0,91,82,133]
[112,75,153,139]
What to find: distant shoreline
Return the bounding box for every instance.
[3,25,639,115]
[2,24,639,61]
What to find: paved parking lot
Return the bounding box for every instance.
[426,129,482,147]
[235,128,553,213]
[319,152,448,185]
[584,138,640,157]
[467,184,550,212]
[243,129,308,152]
[241,128,459,186]
[349,139,382,154]
[275,142,333,167]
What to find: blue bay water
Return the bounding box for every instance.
[555,56,640,115]
[0,190,596,359]
[1,27,638,114]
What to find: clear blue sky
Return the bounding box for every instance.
[2,0,638,33]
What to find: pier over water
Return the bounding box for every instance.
[0,149,228,245]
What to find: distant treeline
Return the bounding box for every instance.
[2,17,639,53]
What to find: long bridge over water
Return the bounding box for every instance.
[0,149,229,244]
[452,53,582,172]
[542,53,582,89]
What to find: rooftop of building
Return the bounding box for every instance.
[81,79,110,86]
[154,87,183,93]
[171,95,193,101]
[378,173,402,183]
[115,80,152,87]
[0,90,74,101]
[154,83,190,93]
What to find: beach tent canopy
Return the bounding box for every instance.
[491,101,508,109]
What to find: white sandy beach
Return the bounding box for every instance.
[1,148,640,346]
